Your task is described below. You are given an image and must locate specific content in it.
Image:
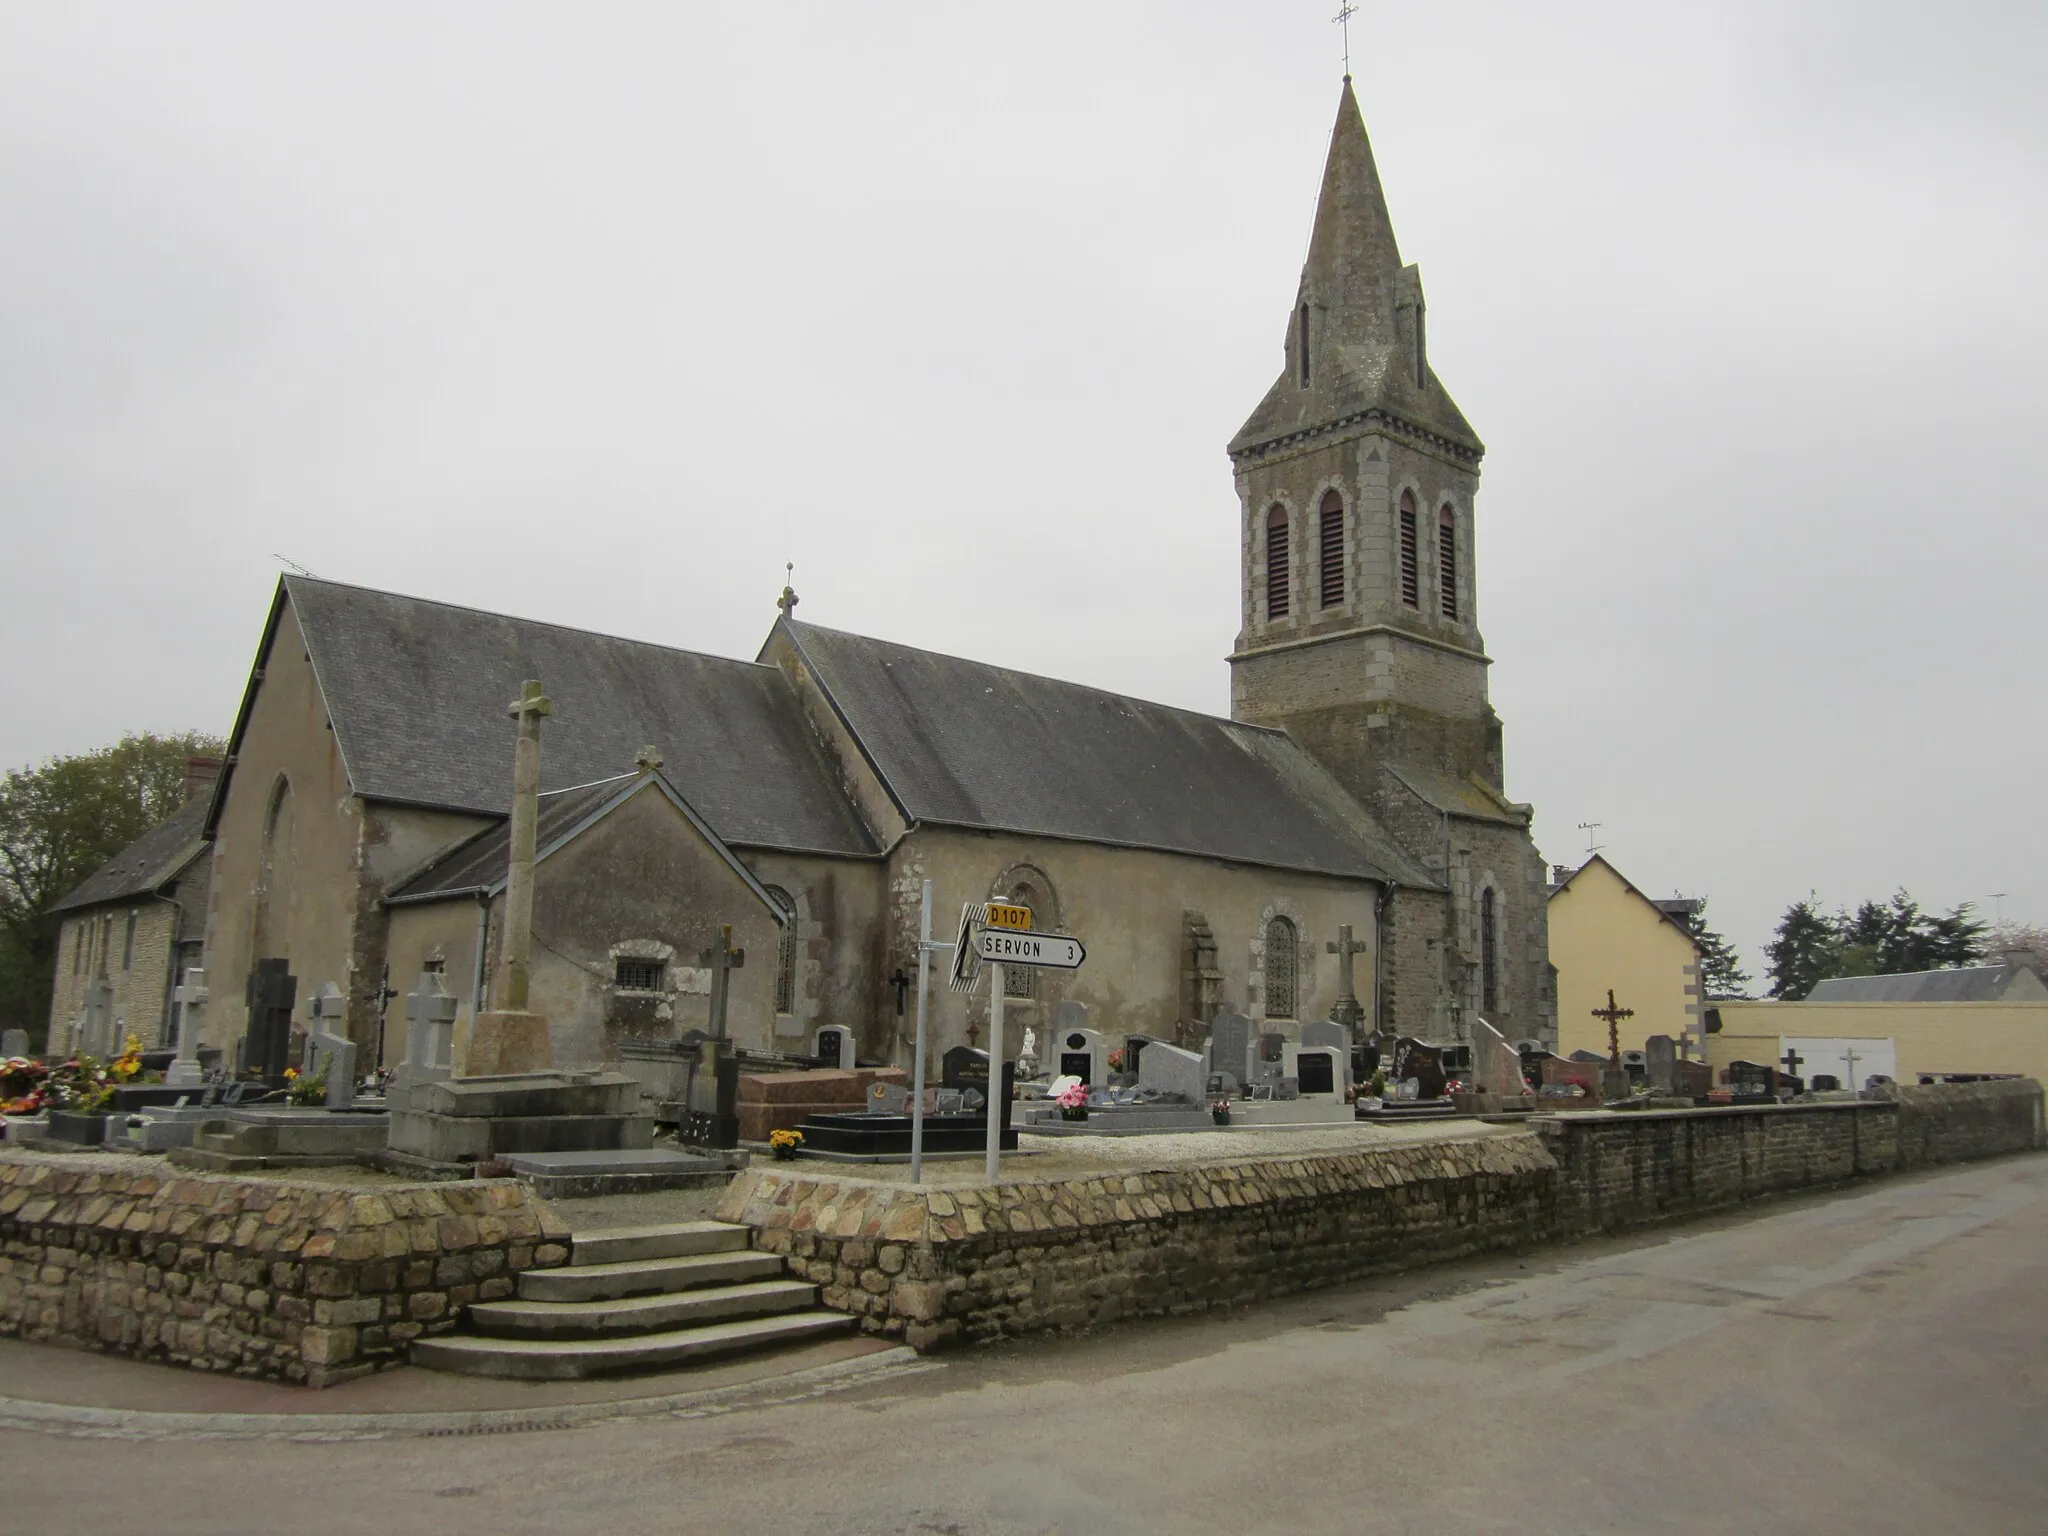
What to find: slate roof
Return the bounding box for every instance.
[1806,965,2040,1004]
[388,770,786,916]
[777,620,1437,886]
[228,578,879,857]
[1385,765,1528,827]
[54,797,211,913]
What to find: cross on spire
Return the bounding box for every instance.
[777,562,799,619]
[1332,2,1358,79]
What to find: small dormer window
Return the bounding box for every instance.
[614,958,665,992]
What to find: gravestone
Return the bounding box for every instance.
[1056,1027,1108,1087]
[1671,1060,1712,1099]
[1390,1037,1448,1099]
[1,1028,26,1058]
[1724,1060,1778,1101]
[392,970,458,1109]
[1285,1044,1343,1099]
[1121,1034,1159,1078]
[1300,1020,1347,1053]
[165,968,209,1088]
[1206,1009,1253,1093]
[867,1081,912,1115]
[303,983,356,1110]
[813,1024,856,1072]
[943,1045,991,1089]
[1471,1017,1526,1098]
[1135,1041,1206,1104]
[242,960,297,1088]
[1644,1034,1679,1095]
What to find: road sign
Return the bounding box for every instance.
[985,901,1033,932]
[975,929,1085,970]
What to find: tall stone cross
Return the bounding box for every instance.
[1840,1043,1862,1089]
[165,968,209,1088]
[697,925,745,1041]
[1325,925,1369,1030]
[1591,988,1635,1070]
[498,678,553,1013]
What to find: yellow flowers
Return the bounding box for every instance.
[768,1129,804,1149]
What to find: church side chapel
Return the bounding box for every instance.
[136,77,1555,1102]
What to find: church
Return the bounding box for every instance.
[165,80,1556,1076]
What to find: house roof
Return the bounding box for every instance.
[53,797,211,914]
[1805,964,2041,1004]
[775,619,1437,887]
[1547,854,1703,948]
[215,577,880,858]
[387,769,786,919]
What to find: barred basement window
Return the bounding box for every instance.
[764,886,798,1015]
[614,958,665,992]
[1264,916,1298,1020]
[1480,887,1498,1014]
[1439,504,1459,621]
[1318,490,1345,608]
[1266,506,1291,620]
[1398,492,1420,608]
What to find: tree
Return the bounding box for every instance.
[1680,898,1752,999]
[0,732,223,1044]
[1766,888,1988,1000]
[1982,922,2048,970]
[1766,896,1839,1001]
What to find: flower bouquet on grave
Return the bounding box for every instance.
[1210,1099,1232,1127]
[769,1128,805,1161]
[1,1056,49,1114]
[284,1065,329,1107]
[48,1055,114,1113]
[1055,1082,1089,1122]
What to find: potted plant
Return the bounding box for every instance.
[769,1128,805,1161]
[1055,1082,1089,1122]
[1210,1099,1232,1127]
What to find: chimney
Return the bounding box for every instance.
[1551,865,1572,888]
[184,755,223,805]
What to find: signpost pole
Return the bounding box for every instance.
[911,880,933,1185]
[985,961,1004,1184]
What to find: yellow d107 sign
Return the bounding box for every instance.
[984,902,1033,931]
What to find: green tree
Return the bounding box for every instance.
[1680,898,1752,999]
[1766,896,1840,1000]
[0,732,223,1046]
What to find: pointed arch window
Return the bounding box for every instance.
[1265,506,1291,621]
[763,886,798,1016]
[1439,505,1459,621]
[1480,887,1499,1014]
[1264,916,1298,1020]
[1398,493,1420,609]
[1318,490,1345,608]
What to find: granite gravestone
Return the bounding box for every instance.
[1390,1038,1448,1099]
[1725,1060,1778,1101]
[391,970,458,1109]
[1,1028,26,1058]
[1135,1041,1206,1104]
[243,960,297,1088]
[1121,1034,1159,1078]
[303,983,357,1109]
[1206,1009,1253,1093]
[1300,1020,1347,1053]
[943,1045,990,1089]
[1644,1034,1679,1095]
[813,1024,855,1072]
[1286,1044,1343,1099]
[165,968,209,1089]
[1057,1028,1109,1087]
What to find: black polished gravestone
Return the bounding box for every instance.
[799,1061,1017,1157]
[242,959,297,1090]
[943,1045,990,1088]
[1390,1037,1449,1100]
[1295,1050,1336,1097]
[1724,1060,1781,1101]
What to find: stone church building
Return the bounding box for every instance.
[137,80,1554,1073]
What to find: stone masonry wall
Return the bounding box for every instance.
[0,1155,568,1386]
[720,1084,2044,1353]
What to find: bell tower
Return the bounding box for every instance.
[1228,78,1553,1047]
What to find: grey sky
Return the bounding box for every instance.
[3,2,2043,977]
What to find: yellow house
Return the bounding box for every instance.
[1547,855,1704,1058]
[1705,963,2048,1086]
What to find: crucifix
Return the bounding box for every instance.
[1326,924,1369,1031]
[1781,1045,1804,1079]
[889,968,911,1019]
[697,925,746,1041]
[1590,988,1635,1071]
[1332,2,1358,78]
[1840,1044,1862,1089]
[498,678,553,1013]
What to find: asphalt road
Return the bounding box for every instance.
[5,1155,2044,1535]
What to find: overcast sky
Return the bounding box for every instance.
[3,2,2043,978]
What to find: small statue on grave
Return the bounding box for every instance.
[1019,1026,1039,1077]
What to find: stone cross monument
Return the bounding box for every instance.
[165,968,209,1088]
[1325,924,1369,1033]
[464,679,556,1076]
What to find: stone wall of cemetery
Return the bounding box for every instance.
[0,1154,568,1386]
[722,1084,2043,1352]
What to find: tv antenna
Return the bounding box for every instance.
[272,554,317,578]
[1577,821,1604,856]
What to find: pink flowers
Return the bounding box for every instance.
[1055,1082,1088,1110]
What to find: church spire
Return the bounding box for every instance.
[1296,76,1405,358]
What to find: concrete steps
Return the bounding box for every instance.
[409,1219,855,1381]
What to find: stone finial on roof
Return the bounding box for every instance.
[634,745,664,773]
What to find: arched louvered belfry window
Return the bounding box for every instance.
[1439,504,1459,621]
[1264,916,1298,1020]
[1318,490,1345,608]
[1265,506,1291,621]
[764,886,798,1016]
[1398,492,1420,609]
[1480,887,1499,1014]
